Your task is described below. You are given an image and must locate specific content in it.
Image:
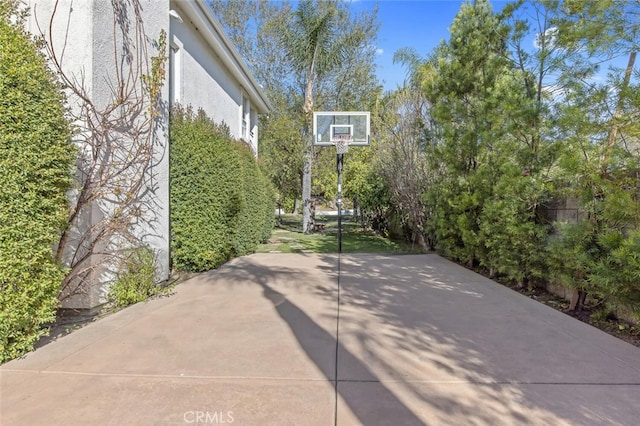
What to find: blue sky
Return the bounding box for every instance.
[356,0,634,92]
[350,1,510,91]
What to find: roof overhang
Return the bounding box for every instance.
[171,0,271,113]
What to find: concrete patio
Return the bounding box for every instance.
[2,253,640,425]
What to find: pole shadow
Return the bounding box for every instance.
[218,258,425,425]
[259,280,424,425]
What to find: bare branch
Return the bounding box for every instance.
[37,0,167,301]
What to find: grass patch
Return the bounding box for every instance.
[258,214,423,254]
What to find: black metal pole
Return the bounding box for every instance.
[337,153,343,254]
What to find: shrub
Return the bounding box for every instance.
[260,173,277,241]
[0,1,76,362]
[232,146,277,255]
[588,184,640,312]
[170,107,241,271]
[478,166,550,285]
[429,175,484,266]
[591,227,640,312]
[233,146,267,255]
[109,246,167,308]
[170,107,275,272]
[547,220,600,300]
[547,175,640,312]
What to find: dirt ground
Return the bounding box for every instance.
[502,281,640,348]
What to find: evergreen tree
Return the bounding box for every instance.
[545,0,640,311]
[425,0,514,265]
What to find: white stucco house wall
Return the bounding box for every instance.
[169,0,268,150]
[25,0,270,309]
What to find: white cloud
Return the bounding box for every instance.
[376,48,384,56]
[534,27,558,50]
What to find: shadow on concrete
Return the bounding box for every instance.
[214,253,640,425]
[312,253,640,424]
[8,252,639,424]
[216,257,425,425]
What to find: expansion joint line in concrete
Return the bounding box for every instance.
[333,251,342,426]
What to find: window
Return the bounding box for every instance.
[241,94,250,140]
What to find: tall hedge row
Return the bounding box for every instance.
[233,145,276,255]
[0,1,76,362]
[170,107,275,272]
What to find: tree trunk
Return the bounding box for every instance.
[414,232,429,253]
[277,202,282,224]
[569,288,588,312]
[603,51,636,174]
[352,199,358,222]
[293,198,301,215]
[301,65,315,234]
[302,144,313,233]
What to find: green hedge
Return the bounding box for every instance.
[0,1,76,362]
[170,107,275,272]
[548,179,640,312]
[233,145,276,254]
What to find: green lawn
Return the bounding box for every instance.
[257,214,422,254]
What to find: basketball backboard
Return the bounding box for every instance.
[313,111,370,146]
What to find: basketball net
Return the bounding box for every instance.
[334,136,351,154]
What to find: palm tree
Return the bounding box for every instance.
[282,0,348,233]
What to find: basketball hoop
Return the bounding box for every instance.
[334,136,351,154]
[313,111,370,254]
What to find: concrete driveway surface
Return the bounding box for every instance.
[2,253,640,425]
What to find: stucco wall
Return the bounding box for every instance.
[25,0,265,309]
[170,2,259,153]
[27,0,98,308]
[87,0,171,308]
[27,0,171,309]
[170,4,241,135]
[26,0,94,97]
